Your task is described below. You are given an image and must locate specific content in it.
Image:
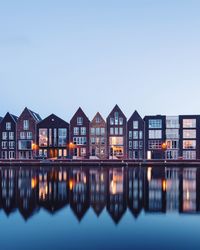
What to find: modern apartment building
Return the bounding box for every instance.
[89,112,107,159]
[16,107,42,159]
[37,114,69,158]
[144,115,166,160]
[0,112,18,159]
[179,115,200,160]
[70,107,90,159]
[165,116,179,160]
[127,111,144,160]
[107,105,127,159]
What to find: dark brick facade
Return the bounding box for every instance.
[127,111,144,160]
[106,105,127,159]
[16,107,41,159]
[70,107,90,159]
[0,112,18,159]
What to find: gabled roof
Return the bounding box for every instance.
[27,108,42,122]
[10,114,18,123]
[91,112,105,124]
[70,107,90,123]
[0,112,18,124]
[128,110,143,122]
[107,104,126,119]
[38,113,69,126]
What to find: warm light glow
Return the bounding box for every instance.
[161,142,167,151]
[147,167,152,182]
[162,179,167,191]
[69,179,74,190]
[83,176,87,184]
[31,178,37,189]
[186,189,190,201]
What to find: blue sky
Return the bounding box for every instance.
[0,0,200,121]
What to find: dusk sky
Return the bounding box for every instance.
[1,0,200,121]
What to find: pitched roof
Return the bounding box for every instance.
[38,113,69,126]
[91,112,105,123]
[128,110,143,121]
[70,107,90,123]
[107,104,126,119]
[27,108,42,122]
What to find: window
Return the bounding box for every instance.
[119,117,123,125]
[9,132,14,140]
[133,121,138,129]
[133,131,138,139]
[58,128,67,147]
[39,129,48,147]
[74,127,79,135]
[149,119,162,129]
[139,141,143,149]
[90,128,95,135]
[149,130,162,139]
[9,141,15,149]
[166,116,179,128]
[183,151,196,160]
[133,141,138,149]
[81,127,86,135]
[49,129,52,146]
[129,131,132,139]
[2,141,7,149]
[96,116,101,123]
[96,128,100,135]
[6,122,11,130]
[109,137,123,146]
[110,127,114,135]
[77,117,83,125]
[183,119,196,128]
[101,128,105,135]
[183,140,196,149]
[139,131,143,139]
[110,118,114,125]
[18,140,32,150]
[119,127,123,135]
[27,132,32,139]
[129,141,132,149]
[166,129,179,139]
[2,132,7,140]
[101,137,105,144]
[54,128,57,146]
[23,120,29,130]
[183,130,196,139]
[20,132,26,139]
[115,127,118,135]
[91,137,95,144]
[114,112,119,125]
[148,140,162,149]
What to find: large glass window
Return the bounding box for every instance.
[183,140,196,149]
[58,128,67,146]
[183,130,196,139]
[166,116,179,128]
[18,140,32,150]
[148,140,162,149]
[149,130,162,139]
[149,119,162,129]
[183,119,196,128]
[183,151,196,160]
[109,137,124,146]
[166,129,179,139]
[114,112,119,125]
[39,129,48,147]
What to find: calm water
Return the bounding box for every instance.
[1,165,200,250]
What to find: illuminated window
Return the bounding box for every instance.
[183,130,196,139]
[183,119,196,128]
[183,140,196,149]
[39,129,48,147]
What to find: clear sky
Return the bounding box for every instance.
[0,0,200,121]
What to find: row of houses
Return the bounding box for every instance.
[0,105,199,160]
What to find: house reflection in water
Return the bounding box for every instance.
[69,168,89,220]
[181,168,197,213]
[89,168,107,216]
[1,165,200,222]
[107,168,126,223]
[127,167,143,217]
[165,168,180,212]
